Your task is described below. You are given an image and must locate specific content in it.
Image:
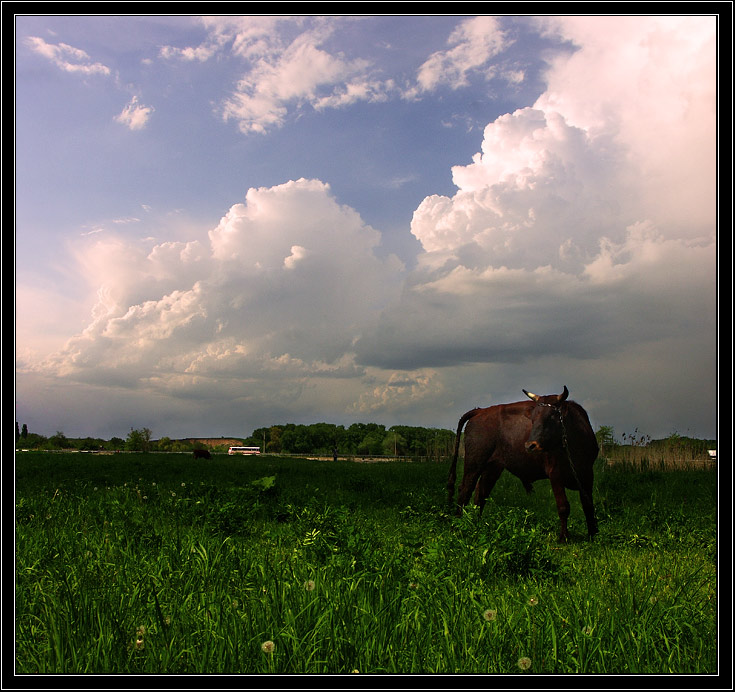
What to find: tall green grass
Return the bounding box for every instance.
[15,453,717,674]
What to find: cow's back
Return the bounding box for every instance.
[464,402,534,464]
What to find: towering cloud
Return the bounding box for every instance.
[17,16,717,438]
[355,16,715,368]
[40,179,403,396]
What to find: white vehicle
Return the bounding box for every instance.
[228,446,261,455]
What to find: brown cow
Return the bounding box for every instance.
[447,386,598,542]
[193,448,211,460]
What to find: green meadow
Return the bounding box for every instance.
[15,452,717,675]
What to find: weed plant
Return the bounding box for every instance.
[15,453,717,675]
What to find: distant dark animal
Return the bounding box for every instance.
[447,386,598,542]
[193,449,211,460]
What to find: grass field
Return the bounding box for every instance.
[15,452,718,675]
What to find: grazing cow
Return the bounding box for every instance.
[193,448,211,460]
[447,386,598,542]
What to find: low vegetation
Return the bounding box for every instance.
[15,451,717,674]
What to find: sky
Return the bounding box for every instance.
[14,14,719,442]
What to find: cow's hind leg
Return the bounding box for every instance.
[473,463,503,515]
[579,476,598,539]
[456,466,482,514]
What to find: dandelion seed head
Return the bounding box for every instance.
[304,580,316,592]
[483,609,497,622]
[582,626,593,636]
[528,596,539,607]
[261,640,275,654]
[517,656,532,670]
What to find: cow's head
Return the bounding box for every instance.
[522,386,569,453]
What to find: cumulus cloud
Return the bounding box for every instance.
[352,17,716,373]
[26,36,111,76]
[19,17,716,438]
[38,179,404,401]
[115,96,154,130]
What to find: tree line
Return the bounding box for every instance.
[15,421,457,458]
[15,424,158,452]
[17,421,713,458]
[241,422,457,458]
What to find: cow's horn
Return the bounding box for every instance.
[523,389,539,402]
[557,385,569,402]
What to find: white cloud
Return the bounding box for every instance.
[351,370,444,415]
[168,16,519,134]
[16,17,717,439]
[352,14,717,434]
[115,96,154,130]
[533,16,716,241]
[414,16,510,93]
[35,179,404,397]
[220,29,381,134]
[26,36,111,76]
[411,106,621,270]
[159,16,388,134]
[159,43,219,62]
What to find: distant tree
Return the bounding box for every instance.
[79,437,105,451]
[21,423,29,439]
[382,431,406,456]
[49,431,69,449]
[22,433,47,449]
[171,439,193,453]
[358,431,384,456]
[107,437,125,451]
[126,427,152,452]
[267,426,283,453]
[595,426,617,455]
[157,436,173,452]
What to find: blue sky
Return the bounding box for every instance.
[15,15,718,441]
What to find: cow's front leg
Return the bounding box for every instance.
[549,472,571,542]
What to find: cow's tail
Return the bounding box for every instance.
[447,408,483,506]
